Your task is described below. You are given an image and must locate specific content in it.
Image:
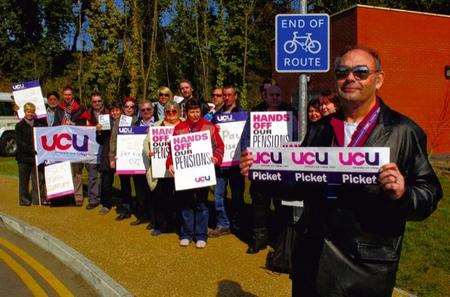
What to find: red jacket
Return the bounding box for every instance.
[166,118,224,167]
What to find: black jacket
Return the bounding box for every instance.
[15,118,47,163]
[292,101,442,297]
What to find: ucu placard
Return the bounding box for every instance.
[291,151,329,165]
[41,133,89,152]
[34,126,99,165]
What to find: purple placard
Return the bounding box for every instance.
[118,126,148,135]
[46,189,75,200]
[249,169,379,185]
[116,169,146,175]
[12,80,40,91]
[213,111,248,123]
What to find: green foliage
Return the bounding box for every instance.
[397,177,450,297]
[1,0,449,105]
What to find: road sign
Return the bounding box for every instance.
[275,14,330,73]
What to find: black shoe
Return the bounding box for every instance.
[246,243,267,254]
[130,218,147,226]
[86,202,100,210]
[19,200,32,206]
[115,213,131,221]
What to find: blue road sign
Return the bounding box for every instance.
[275,14,330,73]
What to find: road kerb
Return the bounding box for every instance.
[0,212,133,297]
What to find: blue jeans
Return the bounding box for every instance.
[179,188,209,241]
[214,166,245,229]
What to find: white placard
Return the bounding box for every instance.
[12,80,47,119]
[119,115,132,127]
[249,147,390,185]
[174,95,184,104]
[98,115,111,130]
[149,126,175,178]
[44,161,74,199]
[170,130,216,191]
[250,111,293,148]
[116,126,148,174]
[213,112,248,167]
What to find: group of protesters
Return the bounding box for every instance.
[15,78,306,251]
[14,46,443,297]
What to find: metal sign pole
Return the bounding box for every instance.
[293,0,308,223]
[298,0,308,144]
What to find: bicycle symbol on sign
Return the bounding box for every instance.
[283,32,321,54]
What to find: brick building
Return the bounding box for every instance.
[273,5,450,154]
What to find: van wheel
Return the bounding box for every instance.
[0,132,17,156]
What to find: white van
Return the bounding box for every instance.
[0,92,19,156]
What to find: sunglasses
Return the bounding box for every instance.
[140,108,152,112]
[92,100,102,103]
[334,65,376,80]
[165,110,177,115]
[212,93,222,97]
[159,93,169,97]
[124,105,135,108]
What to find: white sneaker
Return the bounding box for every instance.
[196,240,207,249]
[180,239,190,247]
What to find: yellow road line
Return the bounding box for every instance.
[0,248,48,297]
[0,237,74,297]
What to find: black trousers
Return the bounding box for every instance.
[18,162,44,204]
[249,181,290,245]
[153,178,176,231]
[119,175,151,220]
[100,169,115,208]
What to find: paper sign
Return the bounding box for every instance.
[149,126,175,178]
[249,147,390,185]
[116,126,149,174]
[170,130,216,191]
[174,96,184,104]
[119,115,132,127]
[44,161,74,199]
[98,115,111,130]
[250,111,293,148]
[34,126,99,165]
[213,112,247,167]
[12,80,47,119]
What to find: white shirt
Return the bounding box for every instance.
[344,122,358,146]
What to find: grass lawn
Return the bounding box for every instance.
[0,156,448,296]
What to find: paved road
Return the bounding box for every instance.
[0,226,98,297]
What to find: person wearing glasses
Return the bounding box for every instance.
[153,87,173,121]
[110,97,139,221]
[133,100,155,228]
[240,46,442,297]
[209,85,245,238]
[144,100,182,236]
[167,99,224,249]
[204,87,223,121]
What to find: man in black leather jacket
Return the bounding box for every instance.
[240,46,442,297]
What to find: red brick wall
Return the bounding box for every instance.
[357,7,450,153]
[273,6,450,153]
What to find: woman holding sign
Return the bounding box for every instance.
[167,99,224,248]
[144,100,181,236]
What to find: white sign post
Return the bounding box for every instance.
[149,126,174,178]
[44,161,75,200]
[12,80,47,119]
[170,130,216,191]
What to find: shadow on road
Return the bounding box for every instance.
[217,280,257,297]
